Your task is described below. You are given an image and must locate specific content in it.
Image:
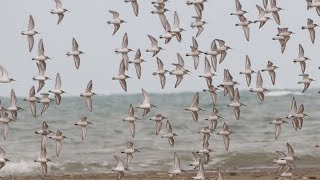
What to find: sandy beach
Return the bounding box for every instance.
[3,168,320,180]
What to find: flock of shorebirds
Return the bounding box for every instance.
[0,0,320,179]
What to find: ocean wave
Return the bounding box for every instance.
[265,91,303,97]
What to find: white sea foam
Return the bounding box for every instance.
[265,91,302,97]
[0,160,39,175]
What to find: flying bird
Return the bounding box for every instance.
[107,11,126,35]
[261,61,278,85]
[0,146,10,170]
[32,39,51,69]
[122,104,140,138]
[264,0,283,25]
[254,5,271,28]
[269,118,288,140]
[124,0,139,16]
[149,114,167,135]
[23,86,39,117]
[230,0,249,16]
[49,130,68,157]
[32,62,50,93]
[298,74,314,93]
[146,35,163,57]
[216,39,232,64]
[203,85,219,106]
[35,121,54,149]
[67,38,85,69]
[112,155,129,180]
[168,152,186,177]
[236,15,253,41]
[239,55,255,87]
[161,120,177,147]
[115,33,133,70]
[227,88,246,120]
[34,147,52,176]
[205,107,223,131]
[302,18,318,44]
[0,65,16,83]
[137,88,157,116]
[152,57,169,89]
[49,73,66,105]
[204,40,219,72]
[38,93,54,115]
[199,57,216,87]
[186,36,203,70]
[293,44,310,74]
[129,49,146,79]
[80,80,97,112]
[21,15,39,52]
[170,53,191,88]
[6,89,23,120]
[184,92,203,122]
[51,0,69,25]
[249,71,269,101]
[217,122,234,151]
[74,116,93,141]
[112,59,131,92]
[0,109,15,140]
[121,141,140,165]
[191,16,207,37]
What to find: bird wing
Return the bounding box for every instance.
[122,33,128,48]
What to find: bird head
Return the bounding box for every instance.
[121,20,127,23]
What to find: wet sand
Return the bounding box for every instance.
[3,168,320,180]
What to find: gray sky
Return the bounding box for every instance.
[1,0,319,96]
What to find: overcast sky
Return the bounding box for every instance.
[1,0,319,96]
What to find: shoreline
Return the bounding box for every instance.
[3,168,320,180]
